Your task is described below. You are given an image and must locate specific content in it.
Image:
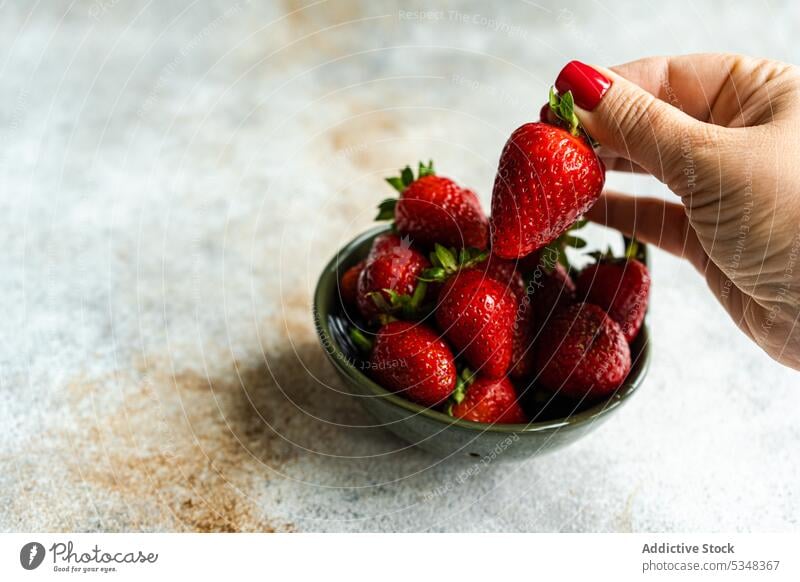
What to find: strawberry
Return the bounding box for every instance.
[515,248,543,276]
[524,385,579,422]
[527,219,595,327]
[531,262,576,324]
[577,252,650,343]
[433,268,517,379]
[376,161,489,250]
[535,303,631,401]
[449,370,527,424]
[480,255,536,379]
[490,90,604,259]
[356,234,429,322]
[509,298,537,380]
[481,255,526,301]
[339,260,365,308]
[360,320,456,407]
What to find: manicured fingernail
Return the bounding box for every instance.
[555,60,611,111]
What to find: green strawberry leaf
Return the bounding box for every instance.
[385,177,405,193]
[418,267,447,282]
[385,161,437,195]
[462,247,490,269]
[367,291,392,312]
[376,313,398,326]
[401,166,414,187]
[624,236,645,262]
[394,281,429,318]
[448,368,475,415]
[418,160,435,178]
[370,282,430,320]
[549,87,581,136]
[375,198,398,221]
[548,86,559,113]
[548,87,599,146]
[419,246,489,282]
[434,244,458,272]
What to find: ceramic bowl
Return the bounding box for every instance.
[313,225,650,460]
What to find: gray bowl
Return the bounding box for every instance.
[313,225,650,460]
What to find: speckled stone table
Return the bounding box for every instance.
[2,0,799,532]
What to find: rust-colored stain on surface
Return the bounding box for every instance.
[19,289,369,532]
[62,365,299,532]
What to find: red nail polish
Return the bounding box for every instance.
[555,60,611,110]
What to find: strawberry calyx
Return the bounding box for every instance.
[586,235,643,265]
[548,88,599,147]
[375,198,397,221]
[549,87,581,136]
[624,236,645,262]
[418,244,489,283]
[586,246,615,263]
[375,160,436,221]
[367,280,429,320]
[386,160,435,192]
[446,367,475,416]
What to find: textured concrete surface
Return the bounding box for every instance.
[1,0,799,532]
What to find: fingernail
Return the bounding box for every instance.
[555,61,611,111]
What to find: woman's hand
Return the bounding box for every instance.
[553,54,800,370]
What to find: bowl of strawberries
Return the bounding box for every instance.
[314,89,651,460]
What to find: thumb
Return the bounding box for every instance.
[555,60,707,185]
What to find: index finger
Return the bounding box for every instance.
[609,53,754,125]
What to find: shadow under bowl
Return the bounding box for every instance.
[313,225,651,461]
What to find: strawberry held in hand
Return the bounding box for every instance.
[448,370,527,424]
[376,161,489,250]
[356,234,429,323]
[354,320,456,408]
[576,243,651,343]
[490,89,605,259]
[535,303,631,401]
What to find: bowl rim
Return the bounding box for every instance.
[313,224,651,434]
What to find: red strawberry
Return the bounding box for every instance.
[377,161,489,250]
[490,91,604,259]
[531,262,576,324]
[434,268,517,379]
[356,234,429,322]
[515,248,543,276]
[339,260,365,307]
[577,257,650,342]
[368,321,456,407]
[481,255,526,301]
[479,255,536,379]
[535,303,631,401]
[449,373,527,424]
[509,297,537,380]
